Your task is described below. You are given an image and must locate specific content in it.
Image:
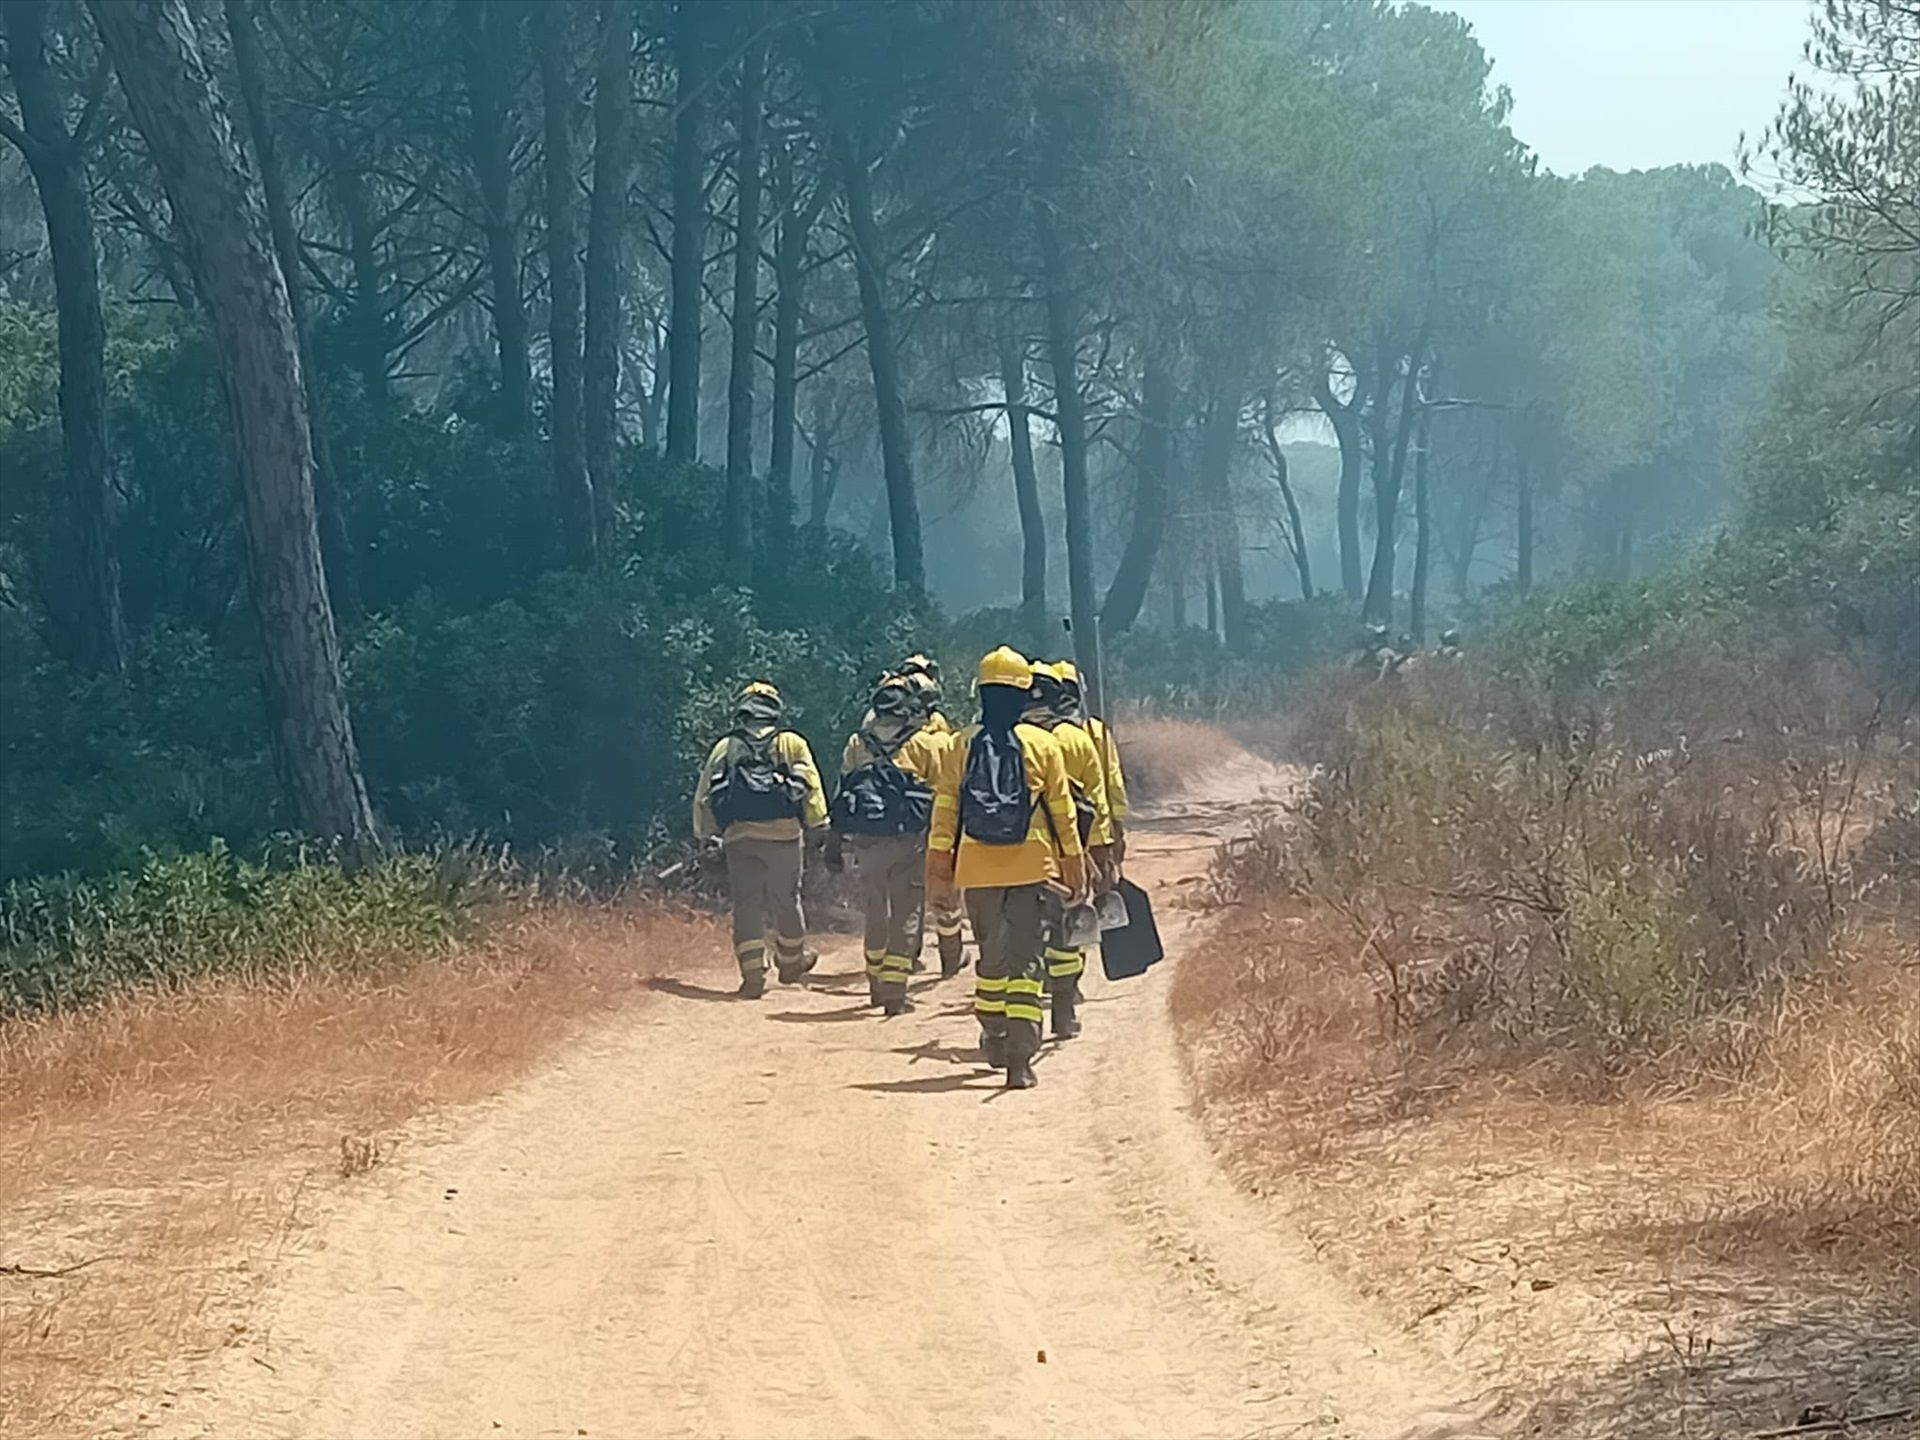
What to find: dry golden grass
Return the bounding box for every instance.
[0,898,722,1438]
[1112,715,1257,806]
[1171,893,1920,1434]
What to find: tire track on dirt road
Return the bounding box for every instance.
[110,763,1490,1440]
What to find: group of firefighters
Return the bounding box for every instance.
[691,646,1129,1092]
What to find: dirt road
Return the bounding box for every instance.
[117,772,1484,1440]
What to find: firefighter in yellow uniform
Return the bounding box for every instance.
[1024,661,1112,1040]
[928,647,1086,1090]
[1056,660,1129,863]
[897,653,954,735]
[692,681,829,998]
[827,676,946,1015]
[898,652,968,976]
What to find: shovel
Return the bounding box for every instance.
[1099,878,1163,981]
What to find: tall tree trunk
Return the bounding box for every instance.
[1037,205,1100,692]
[767,143,822,542]
[1410,401,1433,644]
[640,319,666,451]
[1267,429,1313,601]
[999,327,1048,649]
[90,0,377,848]
[457,0,530,434]
[723,15,764,583]
[1104,351,1170,633]
[584,0,633,515]
[1313,362,1363,601]
[538,0,594,566]
[1449,421,1502,599]
[833,128,922,592]
[805,394,838,531]
[330,152,389,408]
[224,0,357,616]
[4,0,125,674]
[1363,325,1429,626]
[665,0,706,465]
[1516,419,1535,594]
[1196,377,1247,648]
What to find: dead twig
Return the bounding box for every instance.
[0,1254,117,1279]
[1751,1407,1918,1439]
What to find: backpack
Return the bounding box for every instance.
[708,729,807,828]
[1042,719,1099,844]
[958,728,1034,846]
[832,730,933,838]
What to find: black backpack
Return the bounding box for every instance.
[832,729,933,838]
[708,730,807,827]
[958,728,1034,846]
[1041,718,1099,844]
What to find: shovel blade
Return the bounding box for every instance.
[1099,878,1163,980]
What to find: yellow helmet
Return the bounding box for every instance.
[976,645,1034,690]
[1053,660,1080,686]
[900,652,940,680]
[738,680,781,703]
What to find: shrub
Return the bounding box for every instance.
[0,840,487,1016]
[1236,609,1907,1081]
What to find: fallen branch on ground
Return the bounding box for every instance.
[1752,1407,1918,1439]
[0,1254,116,1279]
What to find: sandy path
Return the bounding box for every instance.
[116,773,1485,1440]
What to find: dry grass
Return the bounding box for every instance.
[0,898,722,1438]
[1172,899,1920,1434]
[1113,714,1259,807]
[1170,614,1920,1432]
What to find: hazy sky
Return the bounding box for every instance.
[1433,0,1813,176]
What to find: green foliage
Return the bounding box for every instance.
[0,324,926,878]
[0,609,279,880]
[1106,596,1353,714]
[0,840,475,1016]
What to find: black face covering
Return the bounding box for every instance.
[734,694,783,730]
[978,683,1027,735]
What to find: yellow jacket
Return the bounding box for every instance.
[928,722,1082,889]
[1086,716,1129,823]
[1026,710,1113,848]
[840,720,946,787]
[862,704,955,739]
[692,727,829,842]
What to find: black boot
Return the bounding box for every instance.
[1051,983,1082,1041]
[882,993,917,1017]
[867,975,883,1007]
[938,932,965,979]
[737,970,767,1000]
[775,949,818,984]
[981,1028,1008,1071]
[1005,1057,1038,1090]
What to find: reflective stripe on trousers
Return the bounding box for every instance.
[963,881,1048,1063]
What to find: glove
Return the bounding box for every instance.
[1057,851,1089,903]
[1090,843,1118,892]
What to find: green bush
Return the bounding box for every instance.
[0,840,480,1016]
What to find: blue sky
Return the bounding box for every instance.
[1432,0,1813,175]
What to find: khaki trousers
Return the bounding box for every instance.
[849,834,925,1003]
[723,835,806,978]
[965,882,1049,1064]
